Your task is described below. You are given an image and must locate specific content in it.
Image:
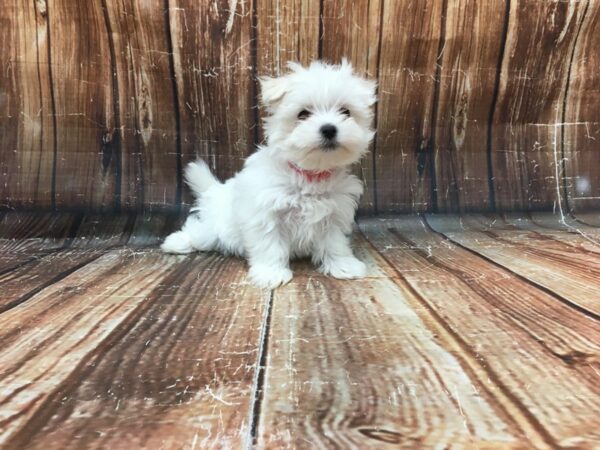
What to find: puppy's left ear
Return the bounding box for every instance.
[259,75,288,111]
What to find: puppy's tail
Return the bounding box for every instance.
[184,159,220,198]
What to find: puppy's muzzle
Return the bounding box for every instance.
[320,124,338,151]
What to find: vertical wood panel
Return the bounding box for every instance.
[321,0,382,214]
[0,0,54,208]
[375,0,444,213]
[490,0,588,211]
[563,1,600,212]
[433,0,506,212]
[104,0,179,211]
[256,0,320,73]
[50,1,117,210]
[169,0,255,207]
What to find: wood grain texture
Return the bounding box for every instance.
[103,0,179,211]
[169,0,255,207]
[321,0,382,214]
[256,0,320,72]
[563,0,600,212]
[0,0,55,209]
[360,217,600,447]
[0,213,136,313]
[49,0,117,210]
[0,213,78,273]
[433,0,506,212]
[5,254,268,450]
[375,0,444,213]
[489,0,588,211]
[257,260,526,448]
[426,214,600,317]
[0,250,180,447]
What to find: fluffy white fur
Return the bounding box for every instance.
[162,59,377,288]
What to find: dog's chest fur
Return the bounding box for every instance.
[274,181,358,255]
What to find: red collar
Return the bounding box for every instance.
[287,162,333,183]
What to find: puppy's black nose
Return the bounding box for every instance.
[320,124,337,140]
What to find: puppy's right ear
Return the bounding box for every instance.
[259,76,288,111]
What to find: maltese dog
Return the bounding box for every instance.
[162,59,376,288]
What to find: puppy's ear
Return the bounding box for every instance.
[259,76,288,111]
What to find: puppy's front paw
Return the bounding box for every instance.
[248,264,293,289]
[320,256,367,279]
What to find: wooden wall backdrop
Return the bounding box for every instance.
[1,0,599,214]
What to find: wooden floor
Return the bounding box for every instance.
[0,212,599,449]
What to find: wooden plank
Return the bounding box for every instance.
[321,0,382,213]
[256,0,320,72]
[433,0,506,212]
[169,0,255,208]
[103,0,179,211]
[0,250,180,447]
[49,0,117,210]
[0,214,134,313]
[0,248,105,313]
[0,0,55,209]
[0,213,79,273]
[257,256,527,448]
[360,217,600,447]
[1,252,268,450]
[127,212,183,247]
[426,214,600,316]
[490,0,588,211]
[375,0,444,212]
[572,212,600,228]
[563,1,600,212]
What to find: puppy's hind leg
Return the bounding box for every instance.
[161,214,217,254]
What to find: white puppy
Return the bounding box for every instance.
[162,59,376,288]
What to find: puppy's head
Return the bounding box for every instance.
[260,59,376,171]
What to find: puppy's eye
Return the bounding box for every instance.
[340,107,351,117]
[297,109,311,120]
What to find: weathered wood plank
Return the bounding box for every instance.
[103,0,179,211]
[0,213,79,273]
[426,214,600,316]
[49,0,117,210]
[0,248,105,313]
[0,213,135,313]
[321,0,382,214]
[256,0,320,72]
[360,217,600,447]
[375,0,444,212]
[169,0,255,208]
[572,212,600,228]
[0,0,55,209]
[2,252,267,450]
[0,250,181,447]
[563,1,600,212]
[490,0,588,211]
[257,249,528,448]
[433,0,506,212]
[504,212,600,251]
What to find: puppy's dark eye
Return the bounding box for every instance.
[297,109,311,120]
[340,107,351,117]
